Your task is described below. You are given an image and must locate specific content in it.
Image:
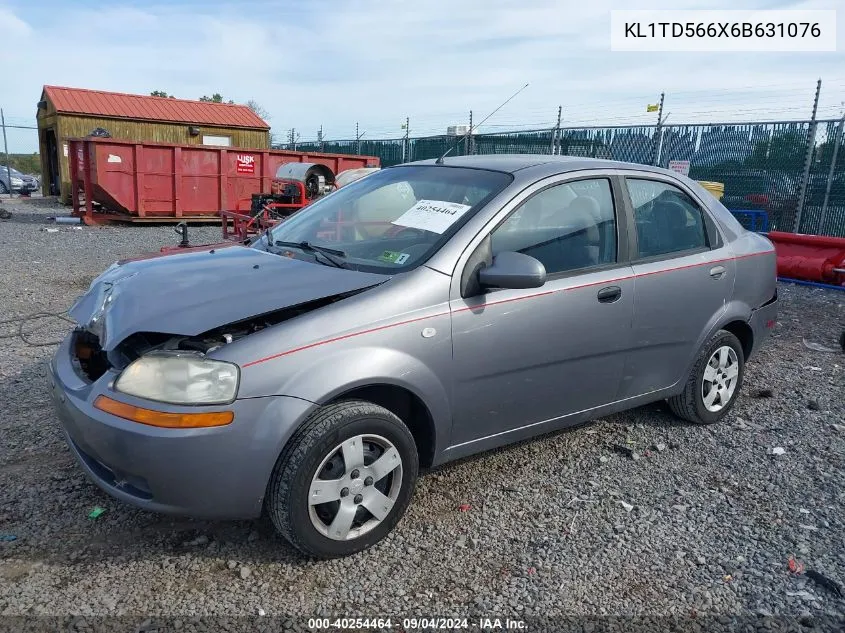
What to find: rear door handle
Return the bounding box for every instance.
[597,286,622,303]
[710,265,726,279]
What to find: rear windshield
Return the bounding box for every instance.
[266,165,513,273]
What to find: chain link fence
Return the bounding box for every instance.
[4,96,844,237]
[803,118,845,236]
[292,118,845,238]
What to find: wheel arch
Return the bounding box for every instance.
[325,384,437,468]
[673,301,753,395]
[720,319,754,361]
[267,346,453,469]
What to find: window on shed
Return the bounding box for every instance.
[202,135,232,147]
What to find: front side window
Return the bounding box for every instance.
[627,178,708,258]
[490,178,617,275]
[266,165,512,273]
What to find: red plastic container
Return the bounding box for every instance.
[68,137,379,224]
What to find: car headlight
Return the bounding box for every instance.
[11,177,23,186]
[115,351,240,405]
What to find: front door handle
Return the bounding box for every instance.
[597,286,622,303]
[710,265,726,279]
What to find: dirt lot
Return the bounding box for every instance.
[0,197,843,631]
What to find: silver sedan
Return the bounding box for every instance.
[51,155,778,558]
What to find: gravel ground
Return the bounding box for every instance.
[0,197,843,631]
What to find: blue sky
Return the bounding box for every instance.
[1,0,844,153]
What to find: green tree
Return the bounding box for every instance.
[150,90,175,98]
[746,131,806,171]
[199,93,234,104]
[4,153,41,174]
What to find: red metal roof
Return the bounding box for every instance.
[43,85,269,130]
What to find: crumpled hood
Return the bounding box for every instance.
[69,246,389,350]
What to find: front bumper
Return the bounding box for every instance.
[49,333,315,519]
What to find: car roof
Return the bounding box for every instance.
[404,154,675,178]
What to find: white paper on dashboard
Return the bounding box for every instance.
[391,199,473,234]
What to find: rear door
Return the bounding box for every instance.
[618,174,735,399]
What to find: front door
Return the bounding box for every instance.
[449,175,635,447]
[619,176,736,399]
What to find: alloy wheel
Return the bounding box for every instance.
[308,434,403,541]
[701,345,739,413]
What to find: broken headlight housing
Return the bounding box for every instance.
[114,351,240,405]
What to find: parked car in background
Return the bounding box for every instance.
[0,166,38,194]
[51,155,778,559]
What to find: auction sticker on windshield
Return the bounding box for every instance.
[392,200,472,234]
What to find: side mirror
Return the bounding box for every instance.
[478,251,546,290]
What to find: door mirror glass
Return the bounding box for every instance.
[479,251,546,290]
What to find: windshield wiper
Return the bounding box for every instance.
[273,240,347,268]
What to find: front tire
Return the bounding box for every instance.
[266,400,419,559]
[668,330,745,425]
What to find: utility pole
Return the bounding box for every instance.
[318,125,324,152]
[1,109,11,198]
[402,117,411,163]
[655,112,671,166]
[465,111,472,155]
[355,123,365,155]
[819,110,845,235]
[795,78,822,233]
[550,105,562,155]
[652,92,665,166]
[0,108,12,198]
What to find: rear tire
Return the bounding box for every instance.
[266,400,418,559]
[668,330,745,425]
[0,182,8,194]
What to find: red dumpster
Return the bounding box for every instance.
[67,137,379,225]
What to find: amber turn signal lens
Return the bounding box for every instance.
[94,395,234,428]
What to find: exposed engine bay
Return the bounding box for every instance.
[71,290,365,383]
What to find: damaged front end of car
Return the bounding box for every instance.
[63,245,391,390]
[69,290,370,386]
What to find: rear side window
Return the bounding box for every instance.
[627,179,708,259]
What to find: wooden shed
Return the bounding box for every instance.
[36,85,271,202]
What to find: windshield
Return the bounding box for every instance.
[265,165,512,273]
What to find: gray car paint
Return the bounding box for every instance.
[70,246,390,351]
[51,155,778,519]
